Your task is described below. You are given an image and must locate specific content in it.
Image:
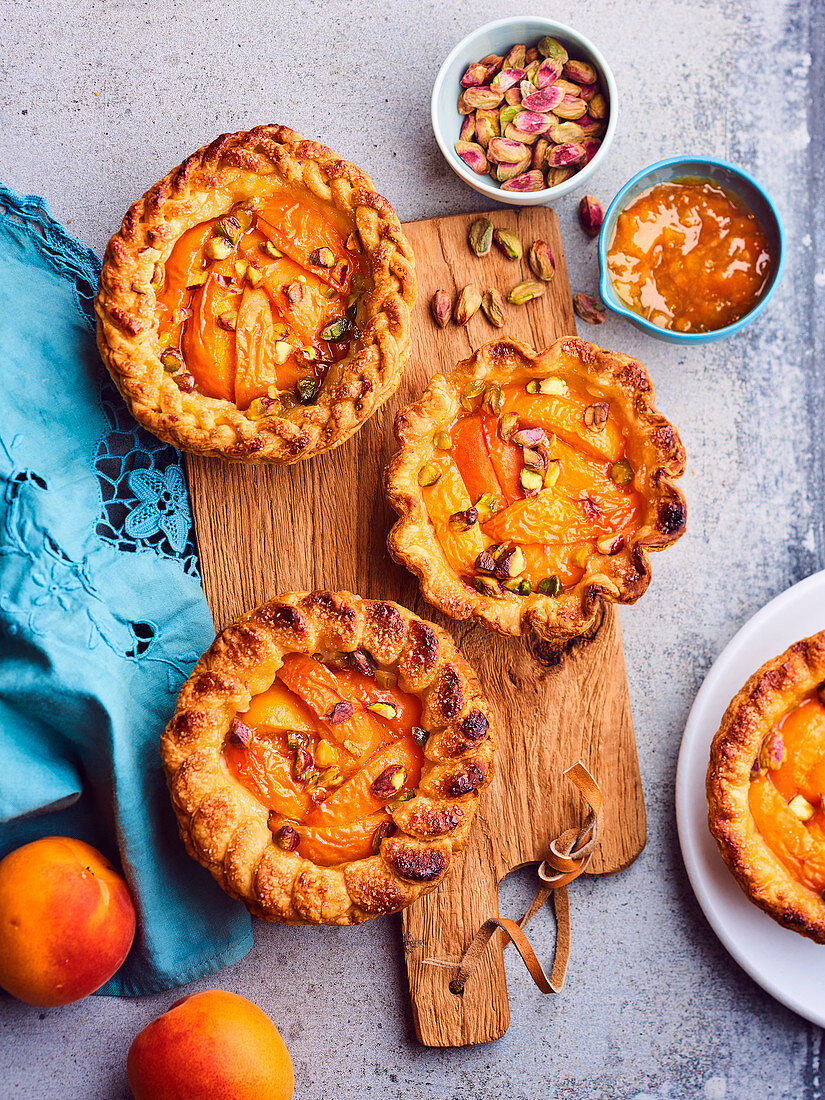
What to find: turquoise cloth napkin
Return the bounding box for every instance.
[0,184,253,995]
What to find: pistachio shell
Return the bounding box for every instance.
[545,166,577,186]
[468,217,493,257]
[454,284,482,326]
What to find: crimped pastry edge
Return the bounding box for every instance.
[95,124,416,464]
[706,630,825,943]
[161,590,495,925]
[384,335,686,643]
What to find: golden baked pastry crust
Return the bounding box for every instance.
[95,125,416,463]
[161,590,495,925]
[385,336,686,643]
[707,631,825,942]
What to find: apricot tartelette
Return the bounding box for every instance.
[161,591,495,924]
[707,631,825,943]
[385,336,686,643]
[95,125,416,463]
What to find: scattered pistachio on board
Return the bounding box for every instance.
[455,35,607,192]
[454,284,483,325]
[528,239,556,281]
[508,280,545,305]
[493,227,523,260]
[468,217,493,256]
[481,288,506,327]
[431,290,452,328]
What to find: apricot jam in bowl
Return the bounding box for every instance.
[597,156,784,344]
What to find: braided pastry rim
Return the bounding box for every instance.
[161,590,496,925]
[384,335,687,643]
[94,125,417,464]
[707,631,825,943]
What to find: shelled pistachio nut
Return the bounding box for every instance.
[508,280,545,305]
[454,284,482,325]
[528,239,556,281]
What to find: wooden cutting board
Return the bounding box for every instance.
[184,207,645,1048]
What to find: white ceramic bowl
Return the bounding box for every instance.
[431,16,618,205]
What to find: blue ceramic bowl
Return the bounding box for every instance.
[598,156,784,343]
[431,16,618,205]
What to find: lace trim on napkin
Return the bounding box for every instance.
[0,184,200,580]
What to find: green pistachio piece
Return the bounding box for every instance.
[468,217,493,257]
[609,458,634,485]
[482,383,504,416]
[502,577,531,596]
[214,216,242,244]
[259,240,282,259]
[320,316,351,341]
[493,228,523,260]
[537,575,562,596]
[412,726,429,748]
[297,378,318,404]
[309,246,335,268]
[205,236,233,261]
[418,462,442,487]
[160,349,183,374]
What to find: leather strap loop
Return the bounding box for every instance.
[447,763,601,997]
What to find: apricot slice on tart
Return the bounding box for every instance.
[707,631,825,943]
[96,125,416,464]
[385,336,686,644]
[161,591,494,925]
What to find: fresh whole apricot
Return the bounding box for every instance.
[127,989,294,1100]
[0,836,136,1006]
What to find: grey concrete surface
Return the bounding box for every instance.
[1,0,824,1096]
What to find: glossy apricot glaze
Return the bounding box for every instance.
[606,179,773,333]
[749,693,825,894]
[222,654,424,866]
[421,377,642,597]
[156,189,365,412]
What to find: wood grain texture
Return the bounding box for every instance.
[185,207,645,1048]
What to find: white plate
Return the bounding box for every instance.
[676,569,825,1025]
